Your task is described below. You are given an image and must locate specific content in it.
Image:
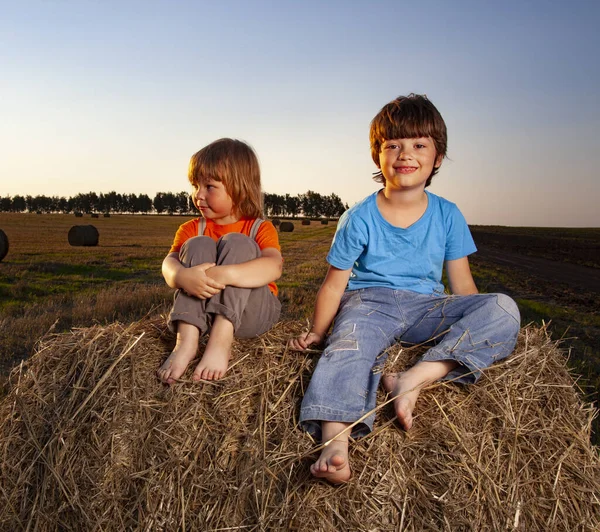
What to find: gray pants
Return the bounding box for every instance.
[168,233,281,338]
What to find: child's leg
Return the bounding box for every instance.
[384,292,520,429]
[192,314,234,381]
[310,421,352,484]
[382,360,457,430]
[158,236,216,384]
[197,233,280,380]
[157,322,201,385]
[300,288,401,481]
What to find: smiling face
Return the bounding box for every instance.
[191,178,237,225]
[378,137,442,192]
[370,94,448,187]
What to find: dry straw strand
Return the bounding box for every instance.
[0,319,598,530]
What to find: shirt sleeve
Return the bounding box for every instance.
[445,205,477,261]
[255,221,281,252]
[169,219,198,253]
[326,210,367,270]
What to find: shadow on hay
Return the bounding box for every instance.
[0,317,599,531]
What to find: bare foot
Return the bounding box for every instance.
[193,315,234,381]
[382,372,422,431]
[310,421,351,484]
[382,360,458,430]
[311,440,351,484]
[157,322,199,385]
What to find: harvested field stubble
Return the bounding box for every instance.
[1,319,599,530]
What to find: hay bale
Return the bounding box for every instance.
[68,225,99,247]
[280,221,294,232]
[0,321,598,531]
[91,213,99,218]
[74,212,83,218]
[103,213,111,218]
[301,219,310,226]
[0,229,8,262]
[271,218,281,227]
[320,219,329,225]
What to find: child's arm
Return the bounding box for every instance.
[206,248,283,288]
[162,252,226,299]
[446,257,478,296]
[289,265,352,350]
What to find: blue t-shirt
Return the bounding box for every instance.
[327,190,477,295]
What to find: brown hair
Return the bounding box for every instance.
[188,138,263,219]
[370,94,447,187]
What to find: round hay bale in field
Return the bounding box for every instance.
[280,221,294,232]
[103,213,110,218]
[74,212,83,218]
[91,213,99,218]
[0,321,598,531]
[301,219,310,226]
[0,229,8,262]
[271,218,281,227]
[320,219,329,225]
[68,225,99,247]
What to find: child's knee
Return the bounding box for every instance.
[217,233,260,260]
[219,232,252,245]
[180,236,217,265]
[491,293,521,336]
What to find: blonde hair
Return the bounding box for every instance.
[188,138,263,219]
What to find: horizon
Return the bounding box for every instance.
[2,1,599,228]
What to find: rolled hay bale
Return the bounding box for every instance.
[0,229,8,262]
[0,321,599,531]
[68,225,99,247]
[301,219,310,226]
[103,213,111,218]
[320,219,329,225]
[74,212,83,218]
[280,221,294,232]
[91,213,99,219]
[271,218,281,227]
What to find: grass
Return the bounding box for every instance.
[0,212,598,442]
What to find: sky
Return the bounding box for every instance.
[1,0,599,227]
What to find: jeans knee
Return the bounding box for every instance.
[494,293,521,332]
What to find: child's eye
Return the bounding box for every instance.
[415,143,426,149]
[385,144,398,150]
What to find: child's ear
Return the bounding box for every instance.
[434,154,443,168]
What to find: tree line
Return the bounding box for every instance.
[0,190,348,218]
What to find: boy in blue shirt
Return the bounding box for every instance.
[290,94,520,484]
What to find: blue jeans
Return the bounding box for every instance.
[299,288,520,439]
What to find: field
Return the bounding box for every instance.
[0,213,598,443]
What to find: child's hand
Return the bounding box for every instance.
[177,262,226,299]
[288,331,324,351]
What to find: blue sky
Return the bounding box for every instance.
[1,0,599,226]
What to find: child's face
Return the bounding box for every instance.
[378,137,442,191]
[191,178,236,225]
